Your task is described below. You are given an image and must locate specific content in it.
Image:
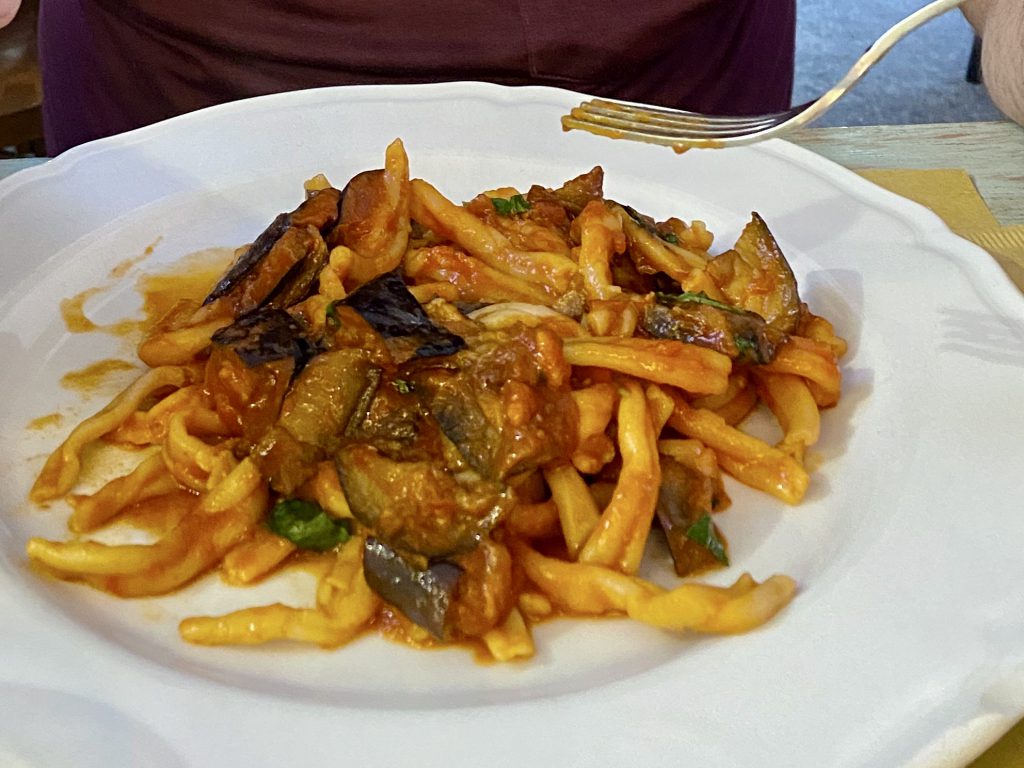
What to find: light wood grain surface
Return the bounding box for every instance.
[789,121,1024,225]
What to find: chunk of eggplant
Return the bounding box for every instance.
[275,349,381,449]
[707,213,802,335]
[335,443,511,558]
[414,369,499,477]
[408,326,579,481]
[210,308,318,369]
[642,296,781,365]
[341,269,465,358]
[656,456,728,577]
[207,225,328,316]
[204,213,291,306]
[290,186,343,232]
[254,349,381,494]
[345,376,438,460]
[263,240,331,310]
[203,187,341,312]
[204,341,295,449]
[362,537,461,640]
[329,139,411,286]
[547,166,605,215]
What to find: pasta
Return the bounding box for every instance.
[26,139,845,660]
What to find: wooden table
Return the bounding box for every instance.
[2,120,1023,768]
[789,121,1024,226]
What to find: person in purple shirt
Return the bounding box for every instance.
[1,0,1021,154]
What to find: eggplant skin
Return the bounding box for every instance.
[210,308,318,369]
[335,443,510,558]
[263,234,330,310]
[341,270,465,358]
[642,300,780,365]
[547,166,604,215]
[203,187,342,309]
[655,456,727,577]
[254,350,382,495]
[362,537,461,640]
[204,213,291,306]
[416,370,499,478]
[707,213,802,336]
[290,187,342,232]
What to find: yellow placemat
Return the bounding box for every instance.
[857,168,1024,293]
[961,226,1024,293]
[859,168,1024,768]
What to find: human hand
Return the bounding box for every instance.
[962,0,1024,126]
[0,0,22,28]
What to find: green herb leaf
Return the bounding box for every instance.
[269,499,352,551]
[660,232,680,244]
[392,378,414,394]
[685,513,729,565]
[325,301,341,329]
[655,290,745,316]
[490,194,532,216]
[733,335,758,355]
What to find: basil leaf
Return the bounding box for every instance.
[325,301,341,329]
[269,499,352,551]
[490,194,532,216]
[655,290,746,316]
[685,514,729,565]
[660,232,680,244]
[733,335,759,356]
[392,378,414,394]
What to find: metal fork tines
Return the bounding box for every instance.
[562,0,968,149]
[564,100,805,144]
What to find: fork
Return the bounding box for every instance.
[561,0,969,150]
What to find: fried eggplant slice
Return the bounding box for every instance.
[409,325,579,482]
[340,269,465,358]
[290,186,343,231]
[335,443,511,558]
[707,213,802,335]
[210,308,318,369]
[330,139,411,286]
[203,188,341,313]
[264,240,331,309]
[254,349,381,495]
[362,537,461,640]
[417,370,499,476]
[206,308,321,452]
[204,213,291,306]
[205,347,294,450]
[656,456,729,577]
[643,293,782,364]
[274,349,381,449]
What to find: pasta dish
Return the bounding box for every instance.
[27,140,845,661]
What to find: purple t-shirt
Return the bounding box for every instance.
[39,0,795,154]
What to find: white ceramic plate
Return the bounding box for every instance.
[1,83,1023,768]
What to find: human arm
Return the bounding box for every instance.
[962,0,1024,125]
[0,0,21,28]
